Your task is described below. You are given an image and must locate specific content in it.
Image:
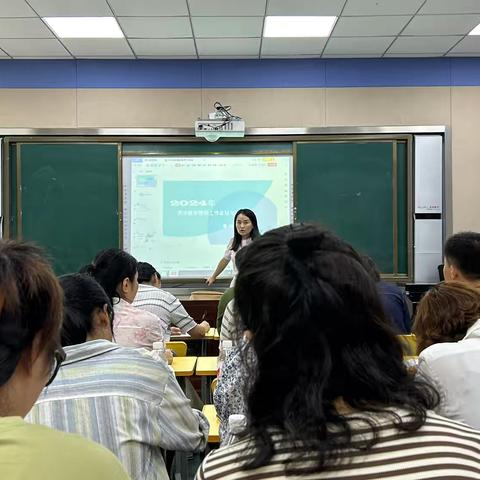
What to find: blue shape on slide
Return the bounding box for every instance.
[163,181,278,242]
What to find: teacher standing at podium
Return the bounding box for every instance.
[206,209,260,286]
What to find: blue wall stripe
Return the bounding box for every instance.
[451,58,480,86]
[0,60,76,88]
[76,59,202,88]
[1,57,480,89]
[201,59,326,88]
[325,58,452,88]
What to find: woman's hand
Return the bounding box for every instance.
[205,276,216,286]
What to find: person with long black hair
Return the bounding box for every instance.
[206,208,260,286]
[27,274,209,480]
[84,248,167,353]
[197,224,480,480]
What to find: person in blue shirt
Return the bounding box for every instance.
[362,256,412,334]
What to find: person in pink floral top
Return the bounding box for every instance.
[85,249,171,361]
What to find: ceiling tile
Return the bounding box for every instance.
[446,52,480,56]
[332,15,410,36]
[267,0,344,16]
[261,54,320,58]
[119,17,192,38]
[0,38,70,57]
[62,38,134,57]
[343,0,424,16]
[261,38,327,55]
[448,36,480,54]
[0,0,36,17]
[199,55,259,58]
[324,36,392,55]
[192,16,263,38]
[108,0,188,16]
[137,55,197,58]
[130,38,196,56]
[419,0,480,14]
[322,53,382,57]
[384,52,444,57]
[27,0,112,16]
[0,18,54,38]
[188,0,266,16]
[402,14,480,36]
[196,38,260,55]
[387,36,462,54]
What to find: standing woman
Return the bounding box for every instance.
[0,240,128,480]
[206,209,260,286]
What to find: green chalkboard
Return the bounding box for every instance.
[17,143,120,275]
[295,141,409,276]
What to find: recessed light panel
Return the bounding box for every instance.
[43,17,124,38]
[469,23,480,35]
[263,16,337,38]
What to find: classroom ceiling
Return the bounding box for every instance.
[1,0,480,59]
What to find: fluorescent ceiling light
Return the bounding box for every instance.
[263,16,337,38]
[43,17,124,38]
[469,23,480,35]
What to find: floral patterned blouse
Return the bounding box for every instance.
[113,298,164,349]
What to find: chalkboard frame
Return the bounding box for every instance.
[293,135,413,281]
[2,133,413,281]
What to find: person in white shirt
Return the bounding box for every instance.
[414,281,480,429]
[133,262,210,340]
[443,231,480,287]
[206,208,260,287]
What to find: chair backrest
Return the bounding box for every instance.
[397,334,417,356]
[166,341,188,357]
[211,378,218,393]
[189,290,224,301]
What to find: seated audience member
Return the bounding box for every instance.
[133,262,210,340]
[214,337,250,443]
[219,249,248,342]
[444,231,480,287]
[85,249,166,352]
[362,256,411,333]
[0,241,128,480]
[197,224,480,480]
[413,281,480,429]
[220,299,237,342]
[217,287,235,332]
[27,273,209,480]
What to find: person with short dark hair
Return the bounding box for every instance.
[361,255,411,333]
[444,231,480,286]
[413,281,480,428]
[137,261,162,288]
[0,241,129,480]
[27,273,209,480]
[133,261,210,340]
[197,224,480,480]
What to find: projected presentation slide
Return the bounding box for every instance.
[123,155,293,279]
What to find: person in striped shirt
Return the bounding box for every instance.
[27,273,209,480]
[197,224,480,480]
[133,262,210,340]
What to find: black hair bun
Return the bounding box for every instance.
[286,226,321,257]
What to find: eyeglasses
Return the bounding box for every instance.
[45,347,66,387]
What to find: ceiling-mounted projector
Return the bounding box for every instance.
[195,102,245,142]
